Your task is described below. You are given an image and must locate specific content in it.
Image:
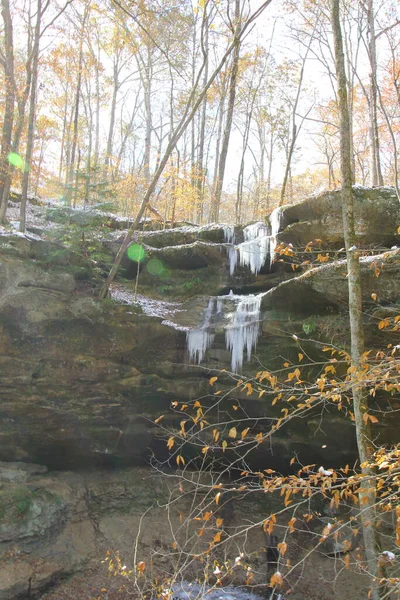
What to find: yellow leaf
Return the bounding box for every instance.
[222,440,228,452]
[176,454,185,466]
[298,353,304,362]
[270,572,283,587]
[216,517,223,527]
[241,427,249,440]
[209,376,218,386]
[137,561,146,573]
[154,415,164,424]
[229,427,237,439]
[213,531,222,543]
[288,517,296,533]
[290,457,296,465]
[202,446,209,454]
[167,436,175,450]
[215,492,221,505]
[242,382,253,395]
[194,400,202,408]
[371,293,377,301]
[232,404,238,410]
[277,542,287,556]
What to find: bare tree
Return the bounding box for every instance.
[99,0,274,299]
[0,0,15,223]
[210,0,241,222]
[331,1,382,599]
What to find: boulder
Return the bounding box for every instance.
[276,186,400,248]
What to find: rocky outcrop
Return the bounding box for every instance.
[0,463,374,600]
[277,186,400,248]
[0,186,399,598]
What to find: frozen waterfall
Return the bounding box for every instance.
[186,298,216,364]
[186,293,263,372]
[225,295,262,373]
[228,210,282,276]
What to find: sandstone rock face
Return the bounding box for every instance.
[277,186,400,248]
[0,464,372,600]
[0,187,399,598]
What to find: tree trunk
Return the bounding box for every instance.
[0,0,15,223]
[236,106,253,224]
[65,2,90,206]
[105,53,120,179]
[331,2,381,599]
[20,0,42,232]
[367,0,383,187]
[211,0,241,222]
[196,17,208,224]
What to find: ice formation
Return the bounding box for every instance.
[186,298,216,364]
[225,295,262,372]
[186,293,263,372]
[222,224,235,244]
[228,209,283,276]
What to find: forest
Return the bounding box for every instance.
[0,1,400,600]
[0,0,399,226]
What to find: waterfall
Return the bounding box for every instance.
[186,298,216,364]
[225,295,262,372]
[228,221,272,275]
[222,224,235,244]
[186,211,283,370]
[186,293,263,372]
[226,209,283,276]
[268,206,283,269]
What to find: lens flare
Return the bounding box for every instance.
[146,258,164,275]
[8,153,24,170]
[127,243,146,262]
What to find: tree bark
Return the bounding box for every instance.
[366,0,383,187]
[210,0,241,222]
[0,0,15,223]
[65,1,90,206]
[196,13,208,223]
[331,1,381,598]
[20,0,42,232]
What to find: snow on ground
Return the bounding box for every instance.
[110,284,187,330]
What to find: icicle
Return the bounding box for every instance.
[225,295,262,372]
[243,222,268,242]
[268,207,283,268]
[186,298,216,364]
[270,207,283,238]
[186,293,263,372]
[229,221,273,276]
[229,245,238,275]
[222,224,235,244]
[187,330,215,364]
